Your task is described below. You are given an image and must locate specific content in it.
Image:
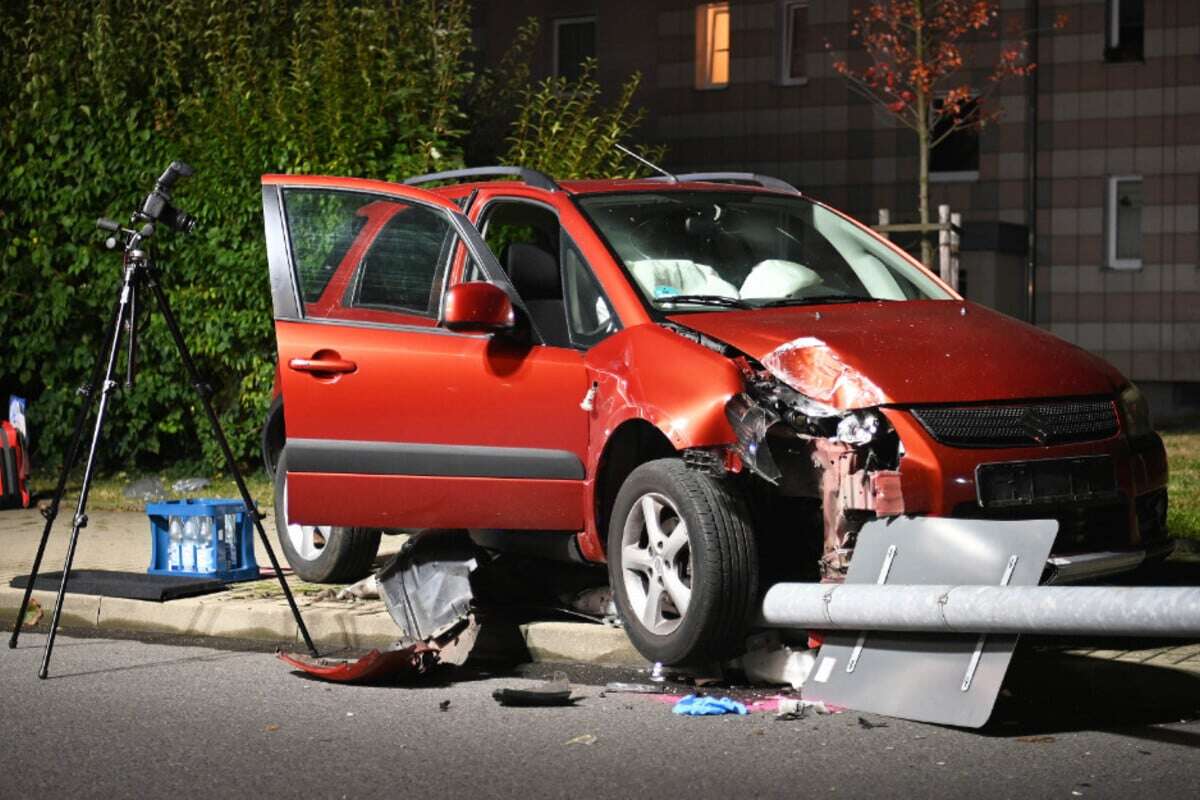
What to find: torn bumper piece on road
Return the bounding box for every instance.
[277,642,439,683]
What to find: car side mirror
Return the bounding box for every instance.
[443,281,515,333]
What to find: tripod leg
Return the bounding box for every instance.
[9,294,122,650]
[143,272,318,656]
[39,268,135,678]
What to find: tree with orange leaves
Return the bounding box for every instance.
[830,1,1059,267]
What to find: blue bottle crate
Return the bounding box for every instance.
[146,498,260,582]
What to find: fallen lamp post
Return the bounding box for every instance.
[760,583,1200,638]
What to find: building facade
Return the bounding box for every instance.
[471,0,1200,417]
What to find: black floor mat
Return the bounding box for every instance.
[10,570,227,601]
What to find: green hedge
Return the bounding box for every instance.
[0,0,472,471]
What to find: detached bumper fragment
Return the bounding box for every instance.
[277,642,439,683]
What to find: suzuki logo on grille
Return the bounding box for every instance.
[1019,407,1053,444]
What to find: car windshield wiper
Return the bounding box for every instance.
[756,294,885,308]
[653,294,754,309]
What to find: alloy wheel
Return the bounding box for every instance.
[620,492,693,635]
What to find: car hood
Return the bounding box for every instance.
[668,300,1125,408]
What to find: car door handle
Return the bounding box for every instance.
[288,356,357,375]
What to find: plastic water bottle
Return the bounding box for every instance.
[215,519,228,571]
[168,516,184,571]
[224,512,239,568]
[181,517,198,571]
[196,517,215,573]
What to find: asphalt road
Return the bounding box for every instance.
[2,632,1200,799]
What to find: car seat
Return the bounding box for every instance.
[504,243,570,347]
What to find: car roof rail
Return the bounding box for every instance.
[654,172,801,195]
[403,166,560,192]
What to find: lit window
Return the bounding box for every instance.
[554,17,596,82]
[779,1,808,84]
[1107,176,1143,270]
[1106,0,1143,62]
[695,2,730,89]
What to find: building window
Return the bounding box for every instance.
[778,1,808,85]
[1106,0,1143,62]
[695,2,730,89]
[1107,176,1143,270]
[554,17,596,82]
[929,98,980,180]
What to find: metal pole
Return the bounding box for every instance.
[142,267,318,657]
[937,204,952,286]
[1025,0,1040,324]
[950,210,962,294]
[759,583,1200,638]
[38,261,136,678]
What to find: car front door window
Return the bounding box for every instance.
[282,189,454,325]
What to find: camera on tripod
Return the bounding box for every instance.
[137,160,197,234]
[97,161,197,248]
[15,160,318,677]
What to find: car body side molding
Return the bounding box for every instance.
[285,438,586,481]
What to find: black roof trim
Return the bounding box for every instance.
[404,166,559,192]
[651,172,801,195]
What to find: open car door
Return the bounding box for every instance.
[262,175,589,531]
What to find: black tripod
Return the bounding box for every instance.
[8,162,318,677]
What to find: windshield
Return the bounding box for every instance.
[576,191,951,310]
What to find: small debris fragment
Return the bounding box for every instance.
[171,477,210,493]
[672,695,749,716]
[346,712,354,717]
[438,700,451,712]
[858,716,888,730]
[493,672,575,707]
[565,734,597,746]
[604,682,662,694]
[776,699,832,720]
[264,724,280,733]
[123,476,166,502]
[562,586,617,619]
[739,632,816,690]
[650,662,666,683]
[22,597,43,629]
[336,574,379,602]
[1016,735,1056,744]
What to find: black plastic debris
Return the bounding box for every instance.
[492,672,576,707]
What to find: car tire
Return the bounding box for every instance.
[608,458,758,665]
[273,451,381,584]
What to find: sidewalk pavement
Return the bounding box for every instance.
[3,507,1200,677]
[0,507,642,666]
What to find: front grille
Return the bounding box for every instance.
[910,398,1119,448]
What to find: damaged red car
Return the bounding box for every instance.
[260,167,1170,665]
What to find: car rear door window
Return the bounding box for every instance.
[282,189,453,322]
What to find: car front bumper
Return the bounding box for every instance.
[881,408,1170,559]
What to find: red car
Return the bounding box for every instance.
[260,167,1170,665]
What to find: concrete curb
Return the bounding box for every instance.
[0,586,646,666]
